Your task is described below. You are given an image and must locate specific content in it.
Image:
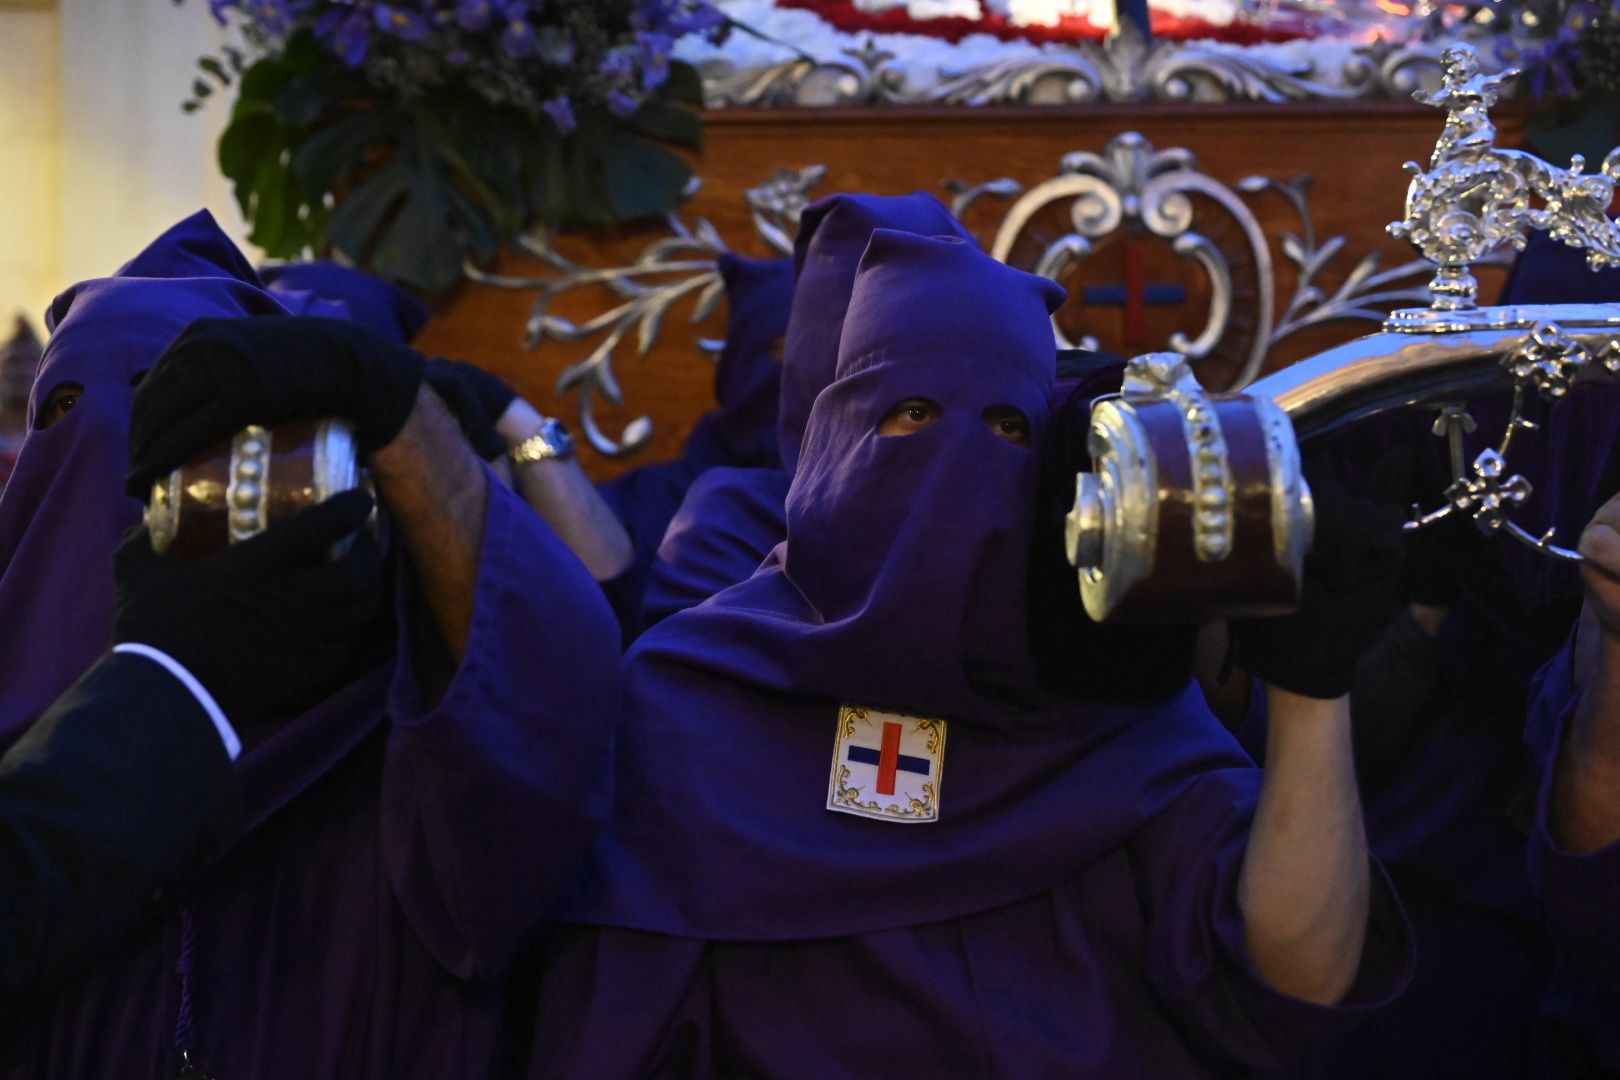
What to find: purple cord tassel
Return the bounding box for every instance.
[172,905,211,1079]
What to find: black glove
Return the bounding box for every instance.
[113,489,387,727]
[424,358,518,461]
[126,316,425,497]
[1354,438,1462,609]
[1229,455,1406,699]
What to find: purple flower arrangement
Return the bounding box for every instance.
[184,0,728,291]
[1482,0,1620,97]
[206,0,725,122]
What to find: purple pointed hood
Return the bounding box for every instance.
[777,192,974,473]
[0,211,290,749]
[259,260,430,344]
[773,230,1062,712]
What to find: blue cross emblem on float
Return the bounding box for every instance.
[827,706,946,824]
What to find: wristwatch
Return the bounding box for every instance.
[509,417,576,465]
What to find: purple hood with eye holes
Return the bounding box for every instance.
[0,210,290,751]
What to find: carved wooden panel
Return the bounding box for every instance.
[413,101,1527,480]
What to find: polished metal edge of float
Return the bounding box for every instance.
[1252,396,1312,577]
[1384,303,1620,335]
[312,419,358,505]
[1075,398,1159,623]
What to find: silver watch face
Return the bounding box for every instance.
[540,417,575,458]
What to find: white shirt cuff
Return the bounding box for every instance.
[112,643,242,761]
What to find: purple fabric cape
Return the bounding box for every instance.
[531,231,1413,1078]
[0,214,622,1077]
[258,260,429,344]
[639,464,790,629]
[638,192,971,630]
[596,253,793,638]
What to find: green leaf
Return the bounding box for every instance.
[235,55,293,109]
[326,159,411,267]
[520,130,569,225]
[198,56,231,85]
[291,107,402,202]
[246,147,301,255]
[442,179,499,265]
[627,100,702,150]
[192,78,212,99]
[601,132,692,222]
[217,111,281,217]
[564,113,616,226]
[452,105,526,216]
[367,172,465,292]
[664,61,704,109]
[277,71,331,128]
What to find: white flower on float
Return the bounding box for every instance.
[910,0,984,17]
[1001,0,1097,26]
[854,0,984,15]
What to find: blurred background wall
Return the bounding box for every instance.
[0,0,250,328]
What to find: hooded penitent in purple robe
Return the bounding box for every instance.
[0,212,620,1078]
[514,231,1414,1078]
[258,259,430,344]
[0,211,285,749]
[595,253,793,639]
[639,192,972,630]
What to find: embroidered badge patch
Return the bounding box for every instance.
[827,705,946,824]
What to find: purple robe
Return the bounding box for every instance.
[638,465,789,628]
[258,260,429,344]
[0,214,621,1077]
[3,479,619,1078]
[1523,637,1620,1073]
[526,232,1412,1077]
[596,254,793,639]
[638,192,972,630]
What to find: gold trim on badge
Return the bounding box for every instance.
[827,705,946,824]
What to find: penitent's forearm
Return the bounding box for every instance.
[497,399,633,581]
[510,458,633,581]
[1554,604,1620,852]
[369,386,488,659]
[1238,686,1369,1005]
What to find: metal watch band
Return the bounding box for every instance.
[509,417,574,464]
